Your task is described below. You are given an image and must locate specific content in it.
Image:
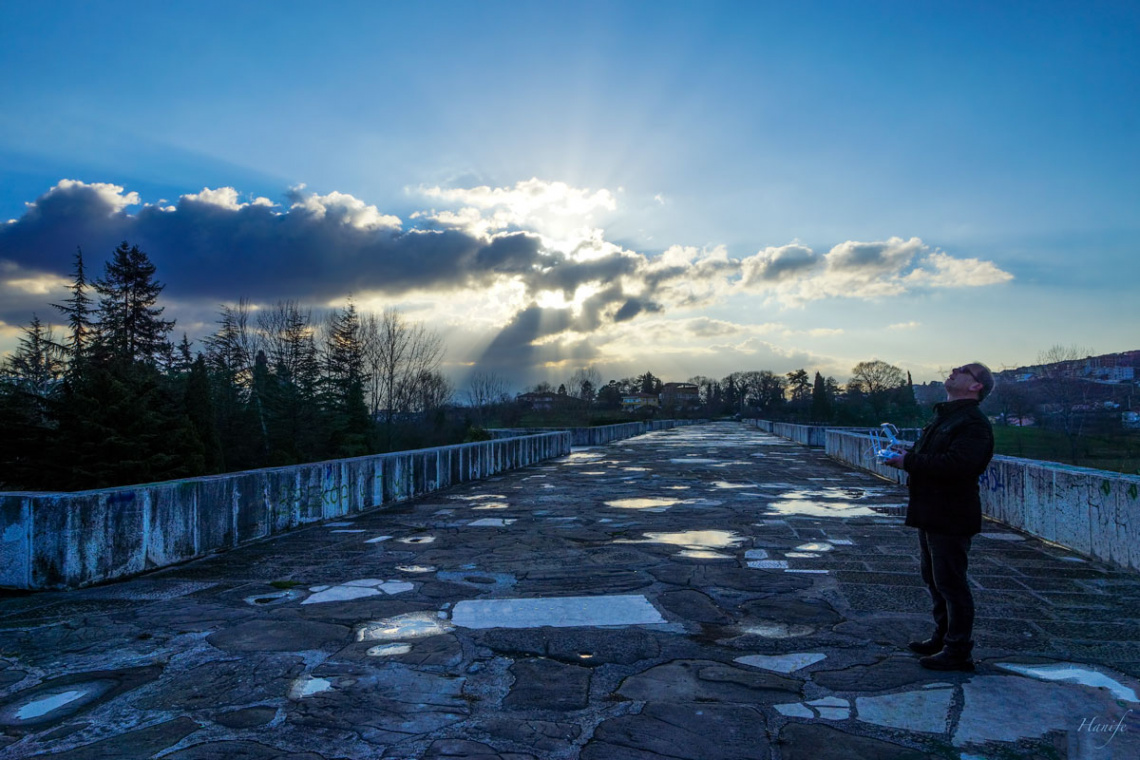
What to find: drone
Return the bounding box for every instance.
[870,423,903,461]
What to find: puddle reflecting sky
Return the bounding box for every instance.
[996,663,1139,702]
[15,690,87,720]
[743,621,815,638]
[619,529,745,550]
[778,488,869,500]
[605,497,679,510]
[356,612,455,642]
[768,500,879,518]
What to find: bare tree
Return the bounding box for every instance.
[466,370,512,423]
[258,300,318,385]
[1035,344,1095,463]
[566,366,601,403]
[361,308,445,442]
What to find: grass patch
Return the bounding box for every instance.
[993,427,1140,475]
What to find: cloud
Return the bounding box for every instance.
[0,178,1015,379]
[738,236,1013,306]
[740,244,820,286]
[887,321,921,330]
[904,252,1014,288]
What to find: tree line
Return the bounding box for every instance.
[0,242,455,491]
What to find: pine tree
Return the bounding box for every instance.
[185,355,224,473]
[51,247,95,370]
[811,371,832,422]
[322,301,373,456]
[93,241,175,365]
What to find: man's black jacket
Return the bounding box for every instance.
[902,399,994,536]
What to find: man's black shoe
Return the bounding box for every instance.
[907,638,944,656]
[919,649,975,672]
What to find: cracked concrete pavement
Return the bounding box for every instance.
[2,422,1139,759]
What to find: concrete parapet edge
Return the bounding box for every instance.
[0,432,572,591]
[489,418,703,446]
[815,426,1139,572]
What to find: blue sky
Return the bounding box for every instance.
[1,1,1137,388]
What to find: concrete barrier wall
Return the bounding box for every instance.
[491,419,702,446]
[743,419,921,447]
[0,432,571,591]
[824,429,1140,572]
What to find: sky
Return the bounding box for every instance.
[1,1,1137,391]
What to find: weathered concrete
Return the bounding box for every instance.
[825,429,1140,572]
[2,422,1139,759]
[0,433,571,591]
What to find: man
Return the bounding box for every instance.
[883,362,995,672]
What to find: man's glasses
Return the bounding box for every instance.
[954,366,980,383]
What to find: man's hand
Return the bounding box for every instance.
[882,449,906,469]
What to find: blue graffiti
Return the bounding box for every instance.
[978,467,1005,493]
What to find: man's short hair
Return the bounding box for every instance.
[971,362,995,402]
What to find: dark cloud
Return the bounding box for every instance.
[613,298,662,322]
[0,181,540,302]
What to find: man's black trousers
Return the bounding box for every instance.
[917,529,974,652]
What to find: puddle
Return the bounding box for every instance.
[330,529,365,533]
[452,595,665,629]
[472,502,509,510]
[710,481,755,489]
[302,579,414,604]
[15,690,87,720]
[448,494,508,501]
[396,565,436,573]
[669,458,718,464]
[605,497,679,511]
[243,589,302,606]
[677,549,733,559]
[743,621,815,638]
[468,517,516,526]
[623,467,650,472]
[995,663,1139,702]
[795,542,834,552]
[619,530,745,550]
[288,676,332,699]
[768,500,879,518]
[365,535,392,543]
[367,643,413,657]
[356,612,456,642]
[778,488,870,500]
[736,652,826,673]
[786,552,821,558]
[398,535,436,544]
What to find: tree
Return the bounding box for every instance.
[466,370,511,424]
[51,247,95,369]
[363,308,445,448]
[637,371,662,395]
[786,369,811,404]
[811,371,832,421]
[566,366,601,404]
[184,355,224,473]
[851,359,905,395]
[93,241,174,365]
[323,301,372,457]
[1035,344,1095,464]
[4,315,65,397]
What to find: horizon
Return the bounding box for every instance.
[2,2,1137,388]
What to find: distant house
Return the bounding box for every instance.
[661,382,700,408]
[516,391,585,411]
[516,391,559,411]
[622,392,660,411]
